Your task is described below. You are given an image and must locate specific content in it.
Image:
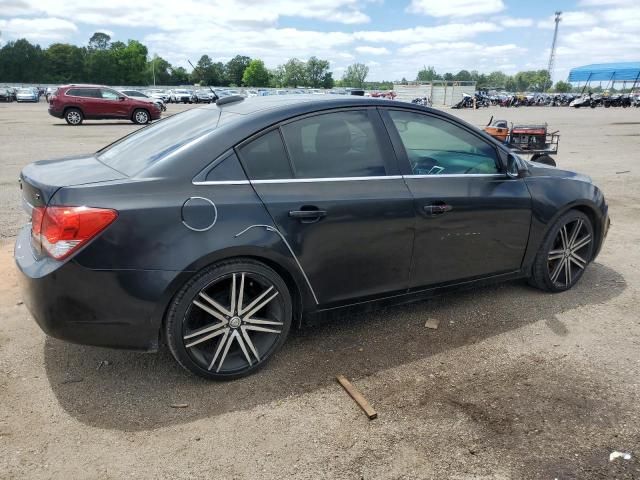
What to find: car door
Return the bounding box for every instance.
[66,88,100,117]
[236,109,416,306]
[98,88,129,118]
[381,108,532,288]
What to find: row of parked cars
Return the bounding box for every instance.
[1,86,43,102]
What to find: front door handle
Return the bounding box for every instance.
[289,207,327,223]
[423,202,452,216]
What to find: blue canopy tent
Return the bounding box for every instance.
[568,62,640,92]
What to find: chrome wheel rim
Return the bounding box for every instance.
[67,111,80,124]
[547,218,592,288]
[183,272,284,374]
[135,111,148,123]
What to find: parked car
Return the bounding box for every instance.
[170,89,195,103]
[16,88,39,102]
[16,95,609,380]
[48,84,162,125]
[0,87,14,102]
[45,87,57,103]
[120,89,166,111]
[193,90,214,103]
[147,89,171,102]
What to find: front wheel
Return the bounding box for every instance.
[132,109,150,124]
[166,260,292,380]
[530,210,594,292]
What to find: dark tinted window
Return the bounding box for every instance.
[205,152,247,182]
[98,108,240,176]
[388,110,499,175]
[66,88,100,98]
[281,111,386,178]
[237,130,293,180]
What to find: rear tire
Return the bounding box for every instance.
[531,154,557,167]
[166,259,292,380]
[529,210,594,292]
[132,109,150,125]
[64,108,83,125]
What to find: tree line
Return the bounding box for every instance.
[1,33,576,92]
[414,65,573,93]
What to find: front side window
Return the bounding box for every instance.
[101,89,120,100]
[388,110,500,175]
[280,111,387,178]
[237,130,293,180]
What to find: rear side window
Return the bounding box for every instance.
[66,88,100,98]
[280,110,387,178]
[237,130,293,180]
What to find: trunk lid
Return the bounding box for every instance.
[20,154,126,208]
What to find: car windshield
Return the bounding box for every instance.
[18,89,32,93]
[97,108,240,176]
[175,90,190,94]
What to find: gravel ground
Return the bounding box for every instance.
[1,101,639,479]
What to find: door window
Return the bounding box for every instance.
[388,110,500,175]
[101,89,120,100]
[280,111,387,178]
[237,130,293,180]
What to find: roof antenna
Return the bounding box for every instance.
[188,59,219,102]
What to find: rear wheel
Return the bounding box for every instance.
[64,108,83,125]
[132,109,150,125]
[530,210,594,292]
[531,153,557,167]
[166,260,292,380]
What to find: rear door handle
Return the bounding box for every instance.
[423,203,452,216]
[289,207,327,223]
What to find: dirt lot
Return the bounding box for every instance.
[0,101,639,479]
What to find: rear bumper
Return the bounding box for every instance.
[48,107,64,119]
[14,225,181,351]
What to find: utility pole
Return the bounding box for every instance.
[152,55,156,86]
[547,11,562,90]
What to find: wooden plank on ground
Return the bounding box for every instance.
[336,375,377,420]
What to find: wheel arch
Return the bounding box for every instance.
[154,247,311,347]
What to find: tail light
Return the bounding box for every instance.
[31,205,118,260]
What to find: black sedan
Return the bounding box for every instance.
[15,95,610,379]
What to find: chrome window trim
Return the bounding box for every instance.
[253,175,403,184]
[403,173,505,179]
[192,176,404,185]
[193,180,251,186]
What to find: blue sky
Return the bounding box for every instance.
[1,0,638,82]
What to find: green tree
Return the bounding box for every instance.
[45,43,86,83]
[306,56,330,88]
[117,40,148,85]
[0,39,45,82]
[342,62,369,88]
[505,76,517,92]
[321,71,334,89]
[416,65,440,82]
[486,71,508,89]
[282,58,307,87]
[225,55,251,86]
[169,66,190,85]
[88,32,111,50]
[454,69,472,82]
[147,55,173,85]
[553,80,572,93]
[242,59,270,87]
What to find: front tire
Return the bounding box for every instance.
[166,259,292,380]
[132,109,150,125]
[530,210,595,292]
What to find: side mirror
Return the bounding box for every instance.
[118,96,125,101]
[506,154,523,178]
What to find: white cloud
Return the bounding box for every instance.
[0,17,77,41]
[579,0,636,5]
[354,22,501,44]
[407,0,505,18]
[501,17,534,28]
[355,46,390,55]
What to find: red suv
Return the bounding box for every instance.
[48,84,162,125]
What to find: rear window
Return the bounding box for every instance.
[97,108,239,176]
